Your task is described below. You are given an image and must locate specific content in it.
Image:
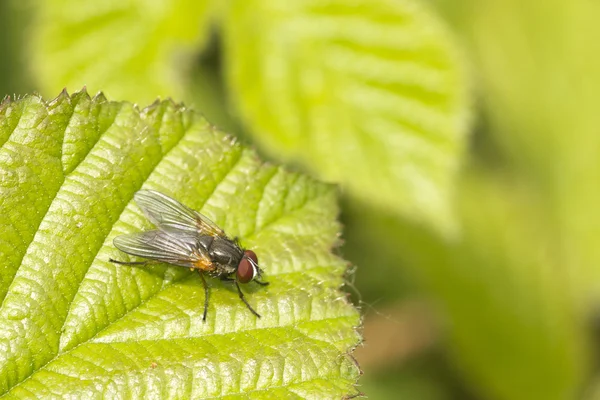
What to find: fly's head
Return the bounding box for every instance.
[236,250,263,283]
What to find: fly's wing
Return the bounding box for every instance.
[134,190,225,237]
[113,229,211,269]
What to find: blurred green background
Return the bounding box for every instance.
[3,0,600,399]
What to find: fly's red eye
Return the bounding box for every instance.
[237,257,254,283]
[245,250,258,266]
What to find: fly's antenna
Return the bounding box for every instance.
[247,256,260,275]
[247,256,258,268]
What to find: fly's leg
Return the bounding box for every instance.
[221,277,262,318]
[254,280,269,286]
[199,271,209,322]
[234,280,261,318]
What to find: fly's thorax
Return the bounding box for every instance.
[207,237,244,271]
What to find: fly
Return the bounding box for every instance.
[109,190,269,321]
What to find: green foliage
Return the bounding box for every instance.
[344,170,586,400]
[16,0,596,399]
[421,1,600,398]
[445,0,600,303]
[31,0,469,234]
[31,0,214,105]
[0,90,360,398]
[223,0,469,233]
[406,171,584,400]
[26,0,474,397]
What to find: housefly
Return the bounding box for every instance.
[109,190,268,321]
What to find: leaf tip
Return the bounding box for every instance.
[148,98,163,108]
[91,91,108,103]
[48,88,71,107]
[70,88,94,104]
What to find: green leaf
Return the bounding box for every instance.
[0,90,360,398]
[390,169,585,400]
[440,0,600,304]
[30,0,214,105]
[223,0,470,233]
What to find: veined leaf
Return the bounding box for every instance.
[30,0,214,104]
[224,0,470,233]
[0,90,360,398]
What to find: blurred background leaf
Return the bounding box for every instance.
[433,0,600,307]
[222,0,470,234]
[31,0,215,104]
